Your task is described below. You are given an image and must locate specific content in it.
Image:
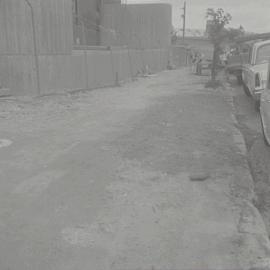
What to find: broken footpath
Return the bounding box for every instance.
[0,68,270,270]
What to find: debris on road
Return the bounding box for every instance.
[0,139,12,148]
[189,171,211,181]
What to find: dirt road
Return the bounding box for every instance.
[0,69,269,270]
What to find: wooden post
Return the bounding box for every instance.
[24,0,41,95]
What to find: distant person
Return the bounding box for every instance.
[220,52,228,66]
[196,54,203,75]
[191,52,198,73]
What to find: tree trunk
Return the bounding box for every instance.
[211,44,218,82]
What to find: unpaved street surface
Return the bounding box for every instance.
[0,69,269,270]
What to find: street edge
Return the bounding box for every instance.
[222,78,270,269]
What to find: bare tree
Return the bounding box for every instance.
[206,8,232,82]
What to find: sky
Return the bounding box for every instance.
[125,0,270,33]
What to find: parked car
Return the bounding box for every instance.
[194,45,214,75]
[260,62,270,146]
[196,57,212,75]
[226,42,251,84]
[242,40,270,110]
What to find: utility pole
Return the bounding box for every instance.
[182,1,186,42]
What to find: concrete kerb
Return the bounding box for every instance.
[221,77,270,269]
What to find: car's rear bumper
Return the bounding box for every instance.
[201,64,211,69]
[252,89,263,100]
[260,99,270,144]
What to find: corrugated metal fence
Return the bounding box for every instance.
[0,0,171,96]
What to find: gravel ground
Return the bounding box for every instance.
[0,69,269,269]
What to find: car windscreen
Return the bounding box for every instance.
[256,44,270,64]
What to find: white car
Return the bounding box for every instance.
[260,63,270,146]
[242,40,270,110]
[226,42,251,84]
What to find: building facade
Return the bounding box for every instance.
[100,3,172,49]
[72,0,102,46]
[0,0,172,95]
[0,0,73,95]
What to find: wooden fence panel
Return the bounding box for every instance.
[0,0,73,55]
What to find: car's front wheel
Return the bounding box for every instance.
[196,64,202,75]
[255,99,260,112]
[243,84,251,97]
[237,74,243,85]
[260,112,270,146]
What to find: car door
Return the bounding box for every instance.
[242,64,253,90]
[260,64,270,139]
[242,45,254,90]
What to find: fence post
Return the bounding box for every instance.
[185,48,188,66]
[24,0,41,95]
[110,47,119,86]
[127,47,133,80]
[159,49,162,70]
[84,50,89,89]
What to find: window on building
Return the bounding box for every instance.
[72,0,102,46]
